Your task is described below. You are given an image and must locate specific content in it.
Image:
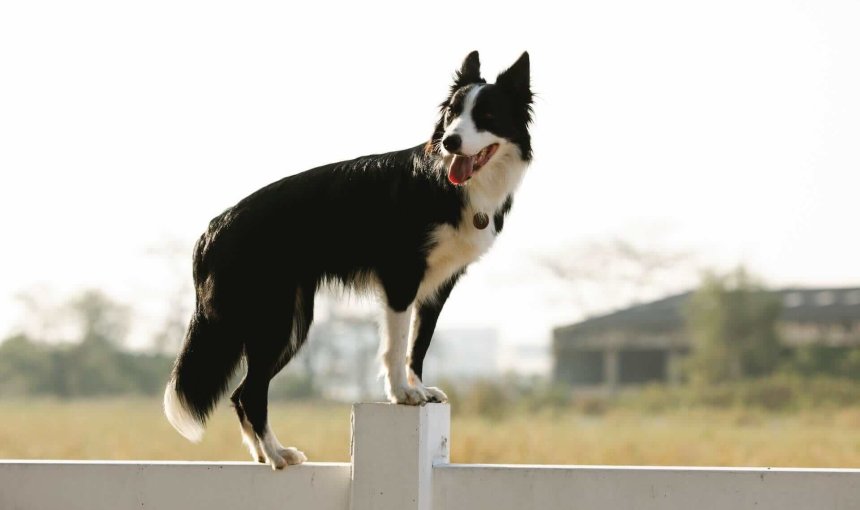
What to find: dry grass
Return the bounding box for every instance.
[1,399,859,467]
[0,399,352,462]
[453,408,860,467]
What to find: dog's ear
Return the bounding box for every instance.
[429,51,485,154]
[496,51,530,99]
[453,50,483,88]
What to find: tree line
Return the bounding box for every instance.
[0,289,315,398]
[685,268,860,383]
[2,271,858,398]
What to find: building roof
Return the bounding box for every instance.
[554,287,860,341]
[779,288,860,323]
[554,292,690,338]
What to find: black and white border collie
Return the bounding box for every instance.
[164,51,533,469]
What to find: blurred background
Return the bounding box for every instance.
[1,0,859,467]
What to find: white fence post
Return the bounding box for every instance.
[350,402,450,510]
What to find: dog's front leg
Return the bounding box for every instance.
[382,304,429,405]
[406,307,448,404]
[405,275,460,404]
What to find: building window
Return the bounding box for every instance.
[815,291,836,306]
[784,292,804,307]
[844,290,860,306]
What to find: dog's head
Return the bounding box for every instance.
[428,51,533,186]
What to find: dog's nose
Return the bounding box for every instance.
[442,134,462,153]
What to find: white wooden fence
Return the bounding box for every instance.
[2,403,860,509]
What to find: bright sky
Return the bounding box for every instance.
[1,0,859,354]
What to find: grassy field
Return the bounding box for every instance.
[1,398,859,467]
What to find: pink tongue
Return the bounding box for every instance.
[448,155,475,185]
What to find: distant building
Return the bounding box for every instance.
[552,287,860,389]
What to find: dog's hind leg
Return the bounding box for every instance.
[234,286,313,470]
[230,380,267,463]
[237,367,304,470]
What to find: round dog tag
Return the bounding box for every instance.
[473,212,489,230]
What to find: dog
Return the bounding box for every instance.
[164,51,533,469]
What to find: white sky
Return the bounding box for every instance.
[1,0,859,354]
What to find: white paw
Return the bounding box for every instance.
[387,382,429,405]
[267,451,288,470]
[278,447,307,466]
[266,447,306,470]
[424,386,449,403]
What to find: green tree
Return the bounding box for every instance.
[0,334,54,395]
[61,290,132,395]
[69,289,130,348]
[1,289,178,397]
[684,268,782,384]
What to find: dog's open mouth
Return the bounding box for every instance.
[447,143,499,185]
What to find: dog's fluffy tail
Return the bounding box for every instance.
[164,312,243,442]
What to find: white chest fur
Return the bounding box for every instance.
[416,213,497,303]
[416,151,527,304]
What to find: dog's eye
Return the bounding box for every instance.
[482,112,494,120]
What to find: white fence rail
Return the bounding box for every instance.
[0,461,350,510]
[434,464,860,510]
[2,403,860,510]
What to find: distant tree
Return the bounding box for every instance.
[2,288,175,397]
[0,334,53,395]
[69,289,130,348]
[152,304,189,355]
[538,236,695,316]
[57,290,131,395]
[684,268,782,383]
[13,286,70,343]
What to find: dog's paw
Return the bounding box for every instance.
[387,383,429,405]
[266,447,306,470]
[266,450,287,470]
[278,447,307,465]
[424,386,448,403]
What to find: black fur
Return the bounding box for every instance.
[409,270,463,381]
[494,195,514,234]
[166,51,533,454]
